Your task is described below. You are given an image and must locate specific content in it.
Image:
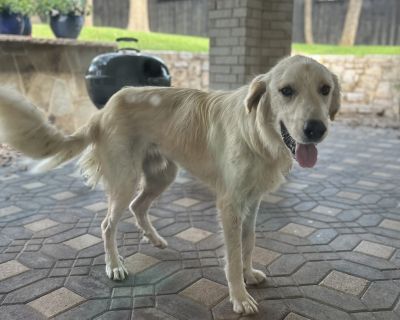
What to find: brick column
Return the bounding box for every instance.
[208,0,293,90]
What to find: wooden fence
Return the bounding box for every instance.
[293,0,400,45]
[92,0,400,45]
[148,0,208,36]
[93,0,129,29]
[92,0,208,36]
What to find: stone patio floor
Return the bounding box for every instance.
[0,123,400,320]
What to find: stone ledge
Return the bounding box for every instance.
[0,35,116,49]
[0,37,209,133]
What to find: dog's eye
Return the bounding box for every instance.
[280,86,295,97]
[320,85,331,96]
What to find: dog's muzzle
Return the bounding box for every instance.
[280,121,319,168]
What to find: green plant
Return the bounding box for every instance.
[0,0,36,15]
[32,24,210,53]
[37,0,90,16]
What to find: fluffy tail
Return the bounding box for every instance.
[0,87,100,172]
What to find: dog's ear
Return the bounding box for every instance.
[329,73,341,121]
[245,75,267,113]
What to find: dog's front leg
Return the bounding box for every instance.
[242,200,267,285]
[219,201,258,315]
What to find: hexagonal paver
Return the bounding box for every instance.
[356,180,378,187]
[284,313,310,320]
[308,173,327,179]
[84,202,108,212]
[262,193,284,204]
[63,234,102,250]
[0,205,22,217]
[22,182,45,189]
[0,173,19,181]
[173,197,200,207]
[285,182,308,189]
[28,287,85,317]
[354,240,395,259]
[343,159,359,164]
[175,227,212,242]
[320,271,368,296]
[180,278,228,307]
[69,171,81,178]
[0,260,29,281]
[51,191,76,200]
[279,223,315,238]
[124,253,160,274]
[25,218,59,232]
[124,215,158,225]
[361,280,400,309]
[312,205,342,216]
[253,246,281,265]
[328,165,344,171]
[386,164,400,170]
[379,219,400,231]
[336,191,362,200]
[372,171,390,177]
[175,176,190,184]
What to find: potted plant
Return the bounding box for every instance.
[37,0,90,39]
[0,0,35,35]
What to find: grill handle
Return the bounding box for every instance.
[116,37,140,52]
[116,37,138,42]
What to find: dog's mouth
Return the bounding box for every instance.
[279,121,318,168]
[280,121,296,155]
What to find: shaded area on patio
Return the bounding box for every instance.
[0,123,400,320]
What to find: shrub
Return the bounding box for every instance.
[37,0,90,16]
[0,0,36,15]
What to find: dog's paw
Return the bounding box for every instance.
[230,290,258,315]
[244,268,267,285]
[152,235,168,249]
[144,233,168,249]
[105,255,128,281]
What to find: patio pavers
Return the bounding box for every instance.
[0,123,400,319]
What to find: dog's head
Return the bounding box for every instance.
[245,55,341,168]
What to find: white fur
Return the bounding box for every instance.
[0,55,340,315]
[149,94,162,107]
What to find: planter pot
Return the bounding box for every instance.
[50,14,84,39]
[22,16,32,36]
[0,10,24,35]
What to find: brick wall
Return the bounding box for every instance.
[208,0,294,90]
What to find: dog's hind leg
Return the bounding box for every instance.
[242,200,267,285]
[100,146,142,281]
[129,156,177,249]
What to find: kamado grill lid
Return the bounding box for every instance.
[85,37,171,109]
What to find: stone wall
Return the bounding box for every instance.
[313,55,400,119]
[0,36,116,133]
[157,51,209,91]
[0,36,209,133]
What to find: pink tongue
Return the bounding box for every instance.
[295,143,318,168]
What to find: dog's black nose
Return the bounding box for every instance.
[303,120,326,141]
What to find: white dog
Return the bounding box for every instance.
[0,55,340,314]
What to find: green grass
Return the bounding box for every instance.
[32,24,209,53]
[32,24,400,55]
[292,43,400,55]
